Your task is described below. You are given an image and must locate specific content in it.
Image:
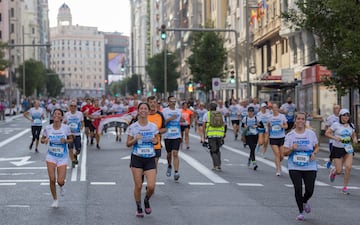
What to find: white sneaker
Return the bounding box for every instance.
[60,186,65,197]
[51,200,58,208]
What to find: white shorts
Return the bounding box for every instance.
[46,154,68,167]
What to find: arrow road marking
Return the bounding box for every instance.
[0,156,35,166]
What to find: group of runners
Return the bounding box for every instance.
[22,95,357,221]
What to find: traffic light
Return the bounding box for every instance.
[230,71,235,84]
[120,64,125,72]
[188,82,193,92]
[137,89,141,95]
[104,79,108,84]
[160,24,167,40]
[153,87,157,92]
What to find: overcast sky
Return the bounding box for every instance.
[48,0,131,35]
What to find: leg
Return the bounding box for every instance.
[184,127,190,148]
[172,150,179,172]
[271,145,281,173]
[289,170,304,213]
[46,162,57,200]
[144,169,156,198]
[57,164,67,187]
[262,132,269,154]
[131,167,144,202]
[342,153,353,188]
[302,171,317,203]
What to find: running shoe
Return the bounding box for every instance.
[90,138,94,145]
[144,198,152,214]
[235,134,238,140]
[329,168,336,182]
[276,171,281,176]
[304,203,311,213]
[35,148,38,153]
[60,186,65,197]
[253,162,258,171]
[247,159,251,167]
[215,166,222,171]
[296,213,304,221]
[174,172,180,181]
[166,165,172,177]
[51,200,59,208]
[326,161,332,169]
[186,146,190,150]
[29,142,33,150]
[136,208,144,217]
[96,144,101,150]
[342,187,350,195]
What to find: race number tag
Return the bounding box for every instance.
[138,147,152,154]
[33,119,42,124]
[49,146,64,154]
[293,152,310,166]
[168,127,180,135]
[344,144,354,153]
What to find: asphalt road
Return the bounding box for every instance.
[0,115,359,225]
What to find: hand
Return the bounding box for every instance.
[152,135,158,144]
[60,138,67,144]
[291,143,298,151]
[135,133,142,141]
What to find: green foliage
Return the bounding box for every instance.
[108,74,143,96]
[0,41,11,71]
[45,69,63,97]
[282,0,360,96]
[146,50,180,94]
[186,22,227,92]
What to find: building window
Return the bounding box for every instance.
[10,8,14,17]
[0,13,2,22]
[10,23,14,33]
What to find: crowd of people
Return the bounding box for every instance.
[20,94,358,221]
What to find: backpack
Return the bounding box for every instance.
[209,111,224,127]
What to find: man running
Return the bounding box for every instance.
[162,96,183,182]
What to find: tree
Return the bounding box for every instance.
[108,74,143,96]
[282,0,360,96]
[186,22,227,96]
[146,50,180,95]
[45,69,63,97]
[0,41,11,85]
[17,59,47,96]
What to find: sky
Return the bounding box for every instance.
[48,0,131,35]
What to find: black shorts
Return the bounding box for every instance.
[130,154,156,171]
[155,149,161,158]
[286,122,294,131]
[269,137,285,147]
[330,146,354,159]
[84,119,92,128]
[164,138,181,152]
[181,125,190,132]
[89,123,96,132]
[231,120,240,126]
[68,135,82,152]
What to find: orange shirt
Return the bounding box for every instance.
[181,109,193,126]
[147,111,165,150]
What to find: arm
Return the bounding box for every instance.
[325,128,341,142]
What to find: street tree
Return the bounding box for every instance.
[282,0,360,96]
[0,41,11,85]
[146,50,180,95]
[45,69,63,97]
[109,74,143,96]
[17,59,47,96]
[186,22,227,97]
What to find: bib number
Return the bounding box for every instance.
[138,147,152,154]
[293,152,310,166]
[344,144,354,153]
[49,146,64,154]
[33,119,42,124]
[168,127,179,135]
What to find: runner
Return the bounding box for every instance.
[324,104,340,168]
[325,108,357,194]
[267,103,288,176]
[256,103,271,157]
[194,102,207,143]
[162,96,183,181]
[284,112,319,221]
[81,97,93,144]
[24,100,45,152]
[180,102,193,150]
[228,99,241,140]
[63,100,84,167]
[46,98,60,124]
[147,96,167,170]
[280,97,296,132]
[242,106,260,170]
[111,98,125,142]
[40,108,73,208]
[126,102,159,217]
[88,99,103,150]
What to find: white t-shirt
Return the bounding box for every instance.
[127,121,159,158]
[268,113,287,138]
[329,122,355,149]
[43,124,71,158]
[63,111,84,136]
[162,108,182,139]
[28,107,44,126]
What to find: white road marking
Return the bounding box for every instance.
[90,182,116,185]
[0,167,47,170]
[0,179,48,183]
[0,129,30,148]
[80,133,87,181]
[236,183,264,187]
[5,205,30,208]
[142,182,165,185]
[0,172,35,176]
[189,182,215,185]
[0,183,16,186]
[333,186,360,190]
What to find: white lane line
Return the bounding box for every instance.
[333,186,360,190]
[142,182,165,186]
[178,151,229,184]
[0,183,16,186]
[0,179,48,183]
[0,172,35,176]
[90,182,116,185]
[0,167,47,170]
[5,205,30,208]
[237,183,264,187]
[189,182,214,185]
[80,133,87,182]
[0,128,30,148]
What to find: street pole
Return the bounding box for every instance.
[245,0,251,98]
[22,26,25,97]
[165,28,240,99]
[164,42,167,99]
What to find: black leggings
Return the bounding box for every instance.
[289,170,317,213]
[245,135,258,161]
[31,126,42,142]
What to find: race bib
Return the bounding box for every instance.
[69,122,79,132]
[49,146,64,154]
[272,125,282,131]
[168,127,180,135]
[33,118,42,125]
[249,128,257,135]
[137,147,152,155]
[293,151,310,166]
[344,144,354,153]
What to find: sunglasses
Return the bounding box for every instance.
[169,100,176,103]
[341,113,350,116]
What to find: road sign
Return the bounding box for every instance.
[212,78,221,91]
[220,82,236,90]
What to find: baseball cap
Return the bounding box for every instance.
[248,106,255,112]
[339,108,350,115]
[261,103,267,107]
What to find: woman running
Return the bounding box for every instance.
[325,108,357,194]
[126,102,159,217]
[284,112,319,221]
[41,108,73,208]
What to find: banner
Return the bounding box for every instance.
[97,113,134,133]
